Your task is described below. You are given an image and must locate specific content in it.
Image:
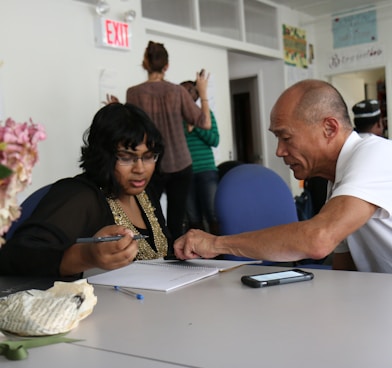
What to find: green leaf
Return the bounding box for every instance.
[0,164,13,179]
[0,334,83,360]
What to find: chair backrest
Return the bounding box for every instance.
[217,160,243,181]
[215,164,298,262]
[5,184,52,240]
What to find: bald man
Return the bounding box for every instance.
[174,79,392,273]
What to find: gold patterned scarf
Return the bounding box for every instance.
[107,191,167,260]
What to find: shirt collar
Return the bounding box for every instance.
[328,131,361,197]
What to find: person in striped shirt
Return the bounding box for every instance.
[181,80,220,235]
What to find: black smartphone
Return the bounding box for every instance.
[241,269,314,288]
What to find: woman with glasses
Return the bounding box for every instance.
[0,103,172,277]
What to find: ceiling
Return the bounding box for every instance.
[268,0,392,18]
[76,0,392,19]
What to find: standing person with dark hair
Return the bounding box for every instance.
[124,40,212,240]
[352,99,385,137]
[0,103,172,277]
[180,79,220,235]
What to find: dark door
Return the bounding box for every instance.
[233,92,254,163]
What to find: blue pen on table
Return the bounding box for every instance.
[76,234,149,243]
[114,286,144,300]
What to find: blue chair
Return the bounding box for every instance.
[215,164,298,265]
[5,184,52,240]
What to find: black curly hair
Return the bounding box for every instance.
[80,103,164,198]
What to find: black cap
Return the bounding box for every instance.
[352,99,381,119]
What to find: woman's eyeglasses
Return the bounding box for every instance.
[116,151,159,166]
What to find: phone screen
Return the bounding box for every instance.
[249,270,307,282]
[242,269,314,288]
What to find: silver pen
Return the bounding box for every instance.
[76,234,149,243]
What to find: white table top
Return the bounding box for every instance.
[0,342,188,368]
[2,265,392,368]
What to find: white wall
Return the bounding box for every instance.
[4,0,388,202]
[0,0,233,200]
[311,4,392,137]
[1,0,142,199]
[228,52,291,184]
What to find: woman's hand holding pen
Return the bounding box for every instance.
[60,225,139,276]
[84,225,139,270]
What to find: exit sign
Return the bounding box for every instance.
[94,17,131,51]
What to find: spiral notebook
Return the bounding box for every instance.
[87,259,262,292]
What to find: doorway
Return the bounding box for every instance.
[330,67,387,134]
[232,92,253,162]
[230,76,262,164]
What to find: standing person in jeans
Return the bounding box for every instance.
[180,79,220,235]
[109,41,211,240]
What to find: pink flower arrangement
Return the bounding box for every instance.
[0,118,46,245]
